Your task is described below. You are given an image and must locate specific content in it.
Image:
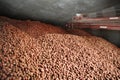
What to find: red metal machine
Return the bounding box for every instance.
[66,14,120,30]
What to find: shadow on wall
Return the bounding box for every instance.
[86,29,120,47]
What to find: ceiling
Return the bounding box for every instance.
[0,0,120,25]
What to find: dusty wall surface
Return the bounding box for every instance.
[0,17,120,80]
[0,0,120,25]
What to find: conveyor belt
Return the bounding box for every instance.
[66,18,120,30]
